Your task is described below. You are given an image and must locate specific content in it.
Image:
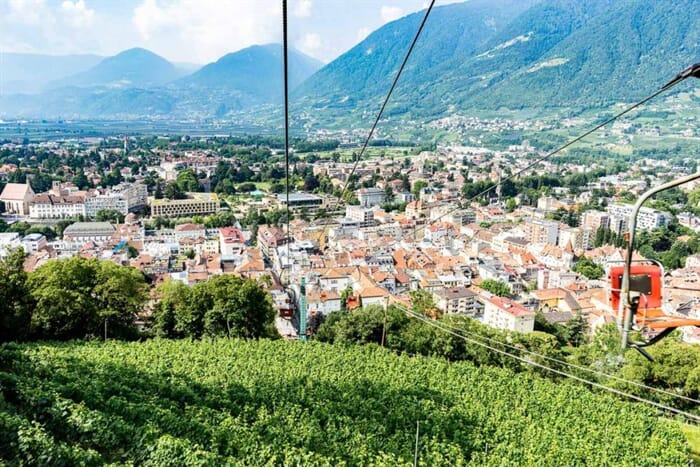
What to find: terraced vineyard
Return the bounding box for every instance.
[0,339,690,465]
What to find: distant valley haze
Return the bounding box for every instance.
[1,0,699,130]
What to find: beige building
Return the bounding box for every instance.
[0,183,35,215]
[483,295,535,333]
[434,287,478,315]
[150,193,219,218]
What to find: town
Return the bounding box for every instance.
[2,132,700,343]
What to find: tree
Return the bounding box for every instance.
[480,279,511,297]
[28,257,148,340]
[152,275,275,339]
[176,169,200,192]
[0,248,32,342]
[340,286,354,311]
[95,209,124,224]
[409,289,437,317]
[412,180,427,200]
[303,174,320,192]
[572,255,604,280]
[164,181,185,200]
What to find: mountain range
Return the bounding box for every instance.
[2,0,700,125]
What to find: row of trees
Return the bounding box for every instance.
[315,304,700,410]
[0,250,274,342]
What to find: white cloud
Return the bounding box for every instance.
[131,0,282,63]
[380,5,404,23]
[61,0,95,28]
[6,0,48,25]
[293,0,311,18]
[296,32,321,56]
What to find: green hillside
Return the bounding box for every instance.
[295,0,700,126]
[0,339,689,465]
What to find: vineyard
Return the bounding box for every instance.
[0,339,690,465]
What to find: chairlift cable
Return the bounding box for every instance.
[392,302,700,406]
[335,0,436,207]
[399,306,700,423]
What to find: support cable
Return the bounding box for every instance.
[282,0,291,279]
[335,0,436,208]
[399,306,700,423]
[391,302,700,406]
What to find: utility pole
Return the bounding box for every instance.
[299,276,307,342]
[381,306,387,347]
[413,420,420,467]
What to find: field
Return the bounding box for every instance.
[0,339,691,465]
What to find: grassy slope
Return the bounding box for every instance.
[0,339,691,465]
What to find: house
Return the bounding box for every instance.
[0,183,34,215]
[307,289,342,315]
[482,295,535,333]
[219,227,246,257]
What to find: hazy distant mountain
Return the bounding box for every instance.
[0,52,102,95]
[0,44,323,119]
[4,0,699,124]
[48,48,185,89]
[180,44,321,92]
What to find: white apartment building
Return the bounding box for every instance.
[357,187,385,208]
[434,287,478,315]
[85,183,148,217]
[30,194,86,219]
[606,203,671,232]
[345,205,376,227]
[482,295,535,333]
[523,218,559,245]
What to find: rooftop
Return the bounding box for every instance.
[63,222,116,235]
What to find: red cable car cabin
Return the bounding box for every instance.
[609,265,700,330]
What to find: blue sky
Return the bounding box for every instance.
[0,0,459,64]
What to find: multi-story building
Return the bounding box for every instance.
[606,203,671,232]
[581,210,610,231]
[30,193,86,219]
[482,295,535,333]
[447,209,476,226]
[357,187,385,208]
[63,222,117,244]
[21,233,47,254]
[345,205,376,227]
[522,218,559,245]
[276,192,331,214]
[257,225,291,260]
[434,287,478,315]
[84,182,148,217]
[150,193,219,218]
[558,226,593,251]
[0,183,34,215]
[219,227,246,257]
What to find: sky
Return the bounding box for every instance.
[0,0,460,64]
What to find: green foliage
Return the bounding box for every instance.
[95,209,124,224]
[409,289,437,316]
[0,339,688,465]
[479,279,511,297]
[572,255,604,280]
[176,169,200,193]
[0,249,32,342]
[27,257,148,340]
[151,276,275,339]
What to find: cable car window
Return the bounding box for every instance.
[617,273,652,295]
